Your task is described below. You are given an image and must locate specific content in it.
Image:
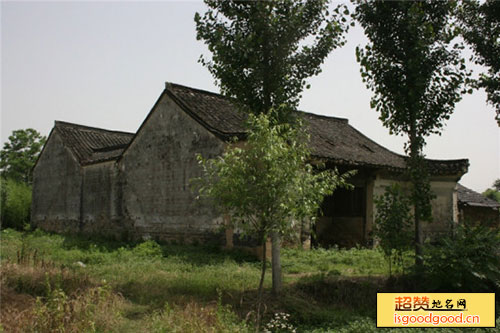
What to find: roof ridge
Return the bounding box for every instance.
[166,82,351,123]
[55,120,134,136]
[424,158,470,164]
[163,81,469,174]
[296,110,349,123]
[166,82,228,100]
[457,183,500,207]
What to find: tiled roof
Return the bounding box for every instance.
[51,82,469,175]
[166,82,469,175]
[166,83,247,137]
[54,121,134,165]
[457,184,500,209]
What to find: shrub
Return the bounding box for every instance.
[27,280,123,333]
[132,240,163,258]
[2,260,93,298]
[373,184,413,276]
[0,178,32,230]
[424,223,500,292]
[149,300,250,332]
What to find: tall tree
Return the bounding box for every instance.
[195,113,348,329]
[458,0,500,125]
[195,0,350,294]
[354,0,470,268]
[494,179,500,192]
[0,129,46,184]
[195,0,350,123]
[483,179,500,203]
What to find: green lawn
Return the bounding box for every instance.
[1,229,498,332]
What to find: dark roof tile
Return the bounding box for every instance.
[166,82,469,175]
[54,121,133,165]
[51,82,469,176]
[457,184,500,209]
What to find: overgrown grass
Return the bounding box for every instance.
[282,246,387,277]
[1,229,498,332]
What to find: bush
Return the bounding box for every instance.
[373,184,413,276]
[132,240,163,258]
[27,281,123,333]
[149,300,250,332]
[424,223,500,292]
[1,178,32,230]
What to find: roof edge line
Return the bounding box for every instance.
[54,120,134,136]
[165,86,245,141]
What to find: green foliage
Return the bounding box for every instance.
[0,128,46,184]
[424,223,500,292]
[132,240,163,258]
[494,179,500,192]
[195,113,349,324]
[195,0,350,122]
[458,0,500,125]
[0,229,263,304]
[483,188,500,203]
[483,179,500,203]
[0,178,32,230]
[195,113,349,244]
[354,1,470,139]
[374,184,413,276]
[29,280,121,333]
[353,0,471,266]
[2,230,498,332]
[305,316,500,333]
[264,312,296,333]
[282,247,388,277]
[149,300,250,333]
[195,0,351,300]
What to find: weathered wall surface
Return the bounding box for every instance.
[423,180,457,238]
[31,132,82,233]
[120,93,226,243]
[80,162,127,238]
[371,175,459,242]
[459,206,500,228]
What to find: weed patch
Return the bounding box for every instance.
[1,229,498,332]
[149,300,250,333]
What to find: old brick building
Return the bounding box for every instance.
[31,82,469,247]
[457,184,500,228]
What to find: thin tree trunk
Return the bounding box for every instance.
[389,257,392,278]
[271,231,282,296]
[256,240,267,333]
[414,203,423,269]
[410,148,423,269]
[409,119,424,271]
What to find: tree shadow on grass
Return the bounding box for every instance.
[159,244,259,266]
[60,232,130,252]
[116,277,251,309]
[58,232,259,267]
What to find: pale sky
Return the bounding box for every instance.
[1,1,499,193]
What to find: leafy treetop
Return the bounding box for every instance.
[458,0,500,125]
[195,0,351,123]
[483,178,500,203]
[354,0,471,141]
[0,128,46,184]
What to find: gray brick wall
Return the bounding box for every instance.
[119,93,226,243]
[31,132,82,233]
